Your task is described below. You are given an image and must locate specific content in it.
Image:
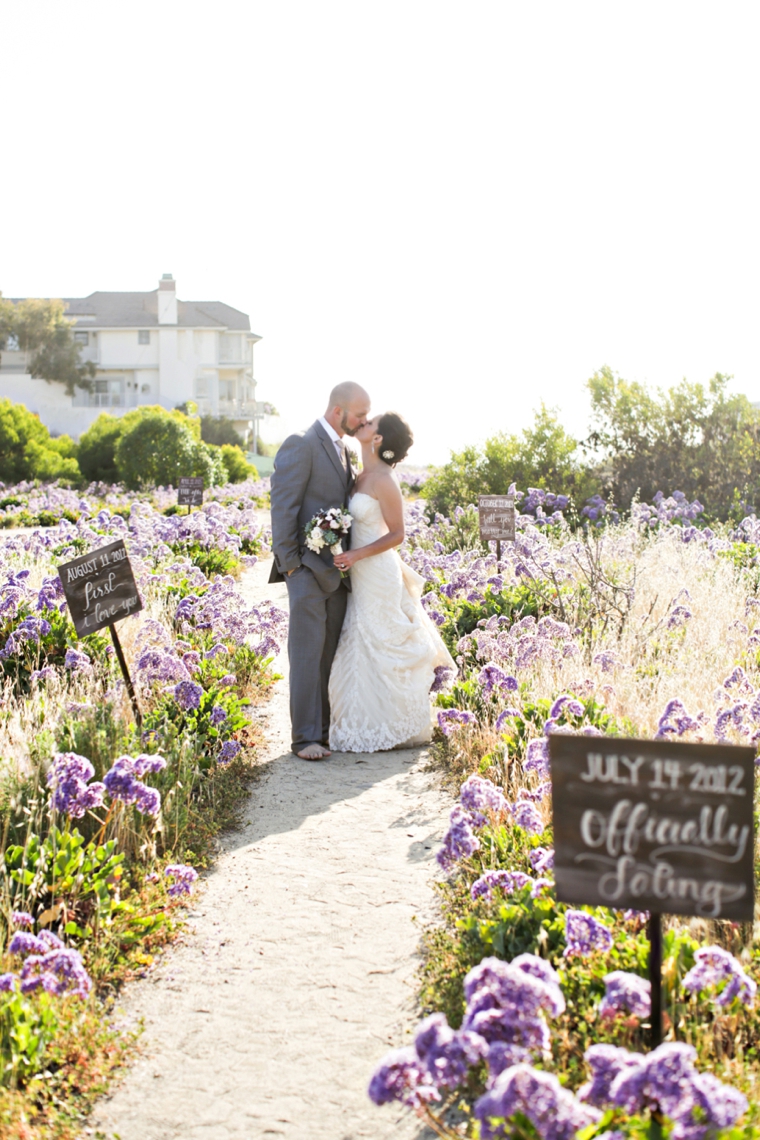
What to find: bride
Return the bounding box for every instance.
[328,412,455,752]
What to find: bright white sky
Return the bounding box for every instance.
[2,2,759,463]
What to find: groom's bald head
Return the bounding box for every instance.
[325,382,371,437]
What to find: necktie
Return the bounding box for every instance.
[337,440,348,471]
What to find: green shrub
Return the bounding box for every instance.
[199,415,244,448]
[114,411,224,490]
[0,399,81,484]
[219,444,257,483]
[77,413,125,483]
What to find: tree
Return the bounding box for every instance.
[586,367,760,516]
[200,415,245,448]
[0,295,95,395]
[424,404,593,515]
[114,411,225,490]
[0,399,80,484]
[77,413,126,484]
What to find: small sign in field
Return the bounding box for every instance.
[178,476,204,507]
[57,540,144,724]
[548,734,756,1047]
[57,540,143,638]
[478,495,516,542]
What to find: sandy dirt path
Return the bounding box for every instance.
[90,556,447,1140]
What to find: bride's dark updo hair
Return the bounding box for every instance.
[377,412,413,467]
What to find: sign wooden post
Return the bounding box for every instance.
[57,540,144,726]
[478,495,515,561]
[178,476,204,513]
[549,735,756,1050]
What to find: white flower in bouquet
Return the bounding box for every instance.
[304,507,353,571]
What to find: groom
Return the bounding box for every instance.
[269,382,371,760]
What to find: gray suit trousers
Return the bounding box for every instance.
[285,565,348,750]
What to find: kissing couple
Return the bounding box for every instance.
[269,382,455,760]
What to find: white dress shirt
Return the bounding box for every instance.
[319,416,347,468]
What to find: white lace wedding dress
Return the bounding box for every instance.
[329,492,455,752]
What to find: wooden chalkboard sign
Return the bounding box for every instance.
[57,540,144,725]
[58,540,143,638]
[479,496,515,556]
[178,476,204,507]
[548,735,755,921]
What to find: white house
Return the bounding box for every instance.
[0,275,263,443]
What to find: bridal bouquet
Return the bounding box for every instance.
[304,506,353,557]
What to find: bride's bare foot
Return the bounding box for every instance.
[296,743,331,761]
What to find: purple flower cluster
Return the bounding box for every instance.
[46,752,105,818]
[462,955,565,1078]
[682,945,756,1008]
[655,698,705,739]
[164,863,199,896]
[634,490,704,528]
[459,774,508,824]
[512,795,545,835]
[471,870,534,901]
[581,1042,747,1138]
[436,805,480,870]
[598,971,651,1019]
[413,1012,488,1090]
[103,754,165,815]
[563,910,613,957]
[436,708,477,735]
[430,664,454,693]
[478,664,518,696]
[8,928,91,998]
[174,679,204,711]
[64,647,92,671]
[475,1063,601,1140]
[582,494,619,526]
[367,1047,439,1108]
[218,740,241,764]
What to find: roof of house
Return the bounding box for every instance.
[58,290,256,332]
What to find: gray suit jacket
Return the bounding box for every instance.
[269,420,356,593]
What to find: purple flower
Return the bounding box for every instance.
[11,912,33,928]
[471,870,534,901]
[210,705,227,726]
[367,1046,440,1108]
[524,737,550,778]
[460,774,508,823]
[437,708,477,735]
[682,945,756,1008]
[219,740,241,764]
[437,805,480,870]
[174,680,203,711]
[64,647,91,671]
[220,673,237,686]
[20,945,91,998]
[413,1013,488,1090]
[548,694,584,720]
[164,863,199,897]
[478,664,518,696]
[529,846,554,874]
[494,709,520,731]
[608,1041,748,1133]
[0,974,17,992]
[132,753,167,777]
[46,752,106,818]
[430,665,454,693]
[579,1044,644,1108]
[564,910,613,957]
[513,798,544,835]
[599,971,651,1019]
[474,1064,601,1140]
[103,755,162,816]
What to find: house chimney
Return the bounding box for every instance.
[157,273,177,325]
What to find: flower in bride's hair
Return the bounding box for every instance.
[382,450,395,460]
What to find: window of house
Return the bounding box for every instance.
[90,378,124,407]
[74,331,89,345]
[138,330,150,345]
